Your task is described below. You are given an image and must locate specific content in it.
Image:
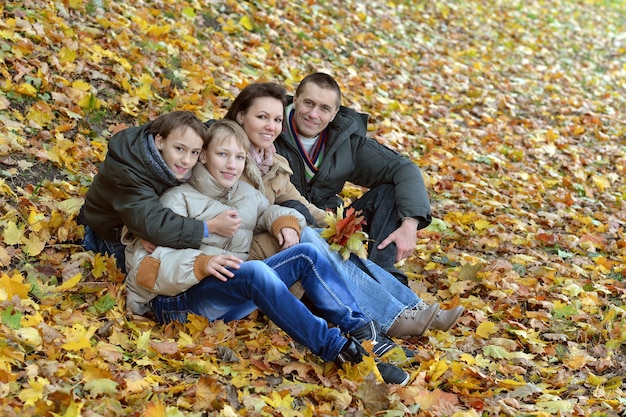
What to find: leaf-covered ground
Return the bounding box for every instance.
[1,0,626,415]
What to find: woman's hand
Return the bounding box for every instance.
[205,254,243,282]
[276,227,300,250]
[206,210,241,237]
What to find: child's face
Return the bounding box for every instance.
[155,126,204,180]
[205,135,246,188]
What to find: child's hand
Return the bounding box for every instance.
[276,227,300,250]
[207,210,242,237]
[140,239,157,254]
[206,254,243,282]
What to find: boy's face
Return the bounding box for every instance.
[155,126,204,180]
[204,136,246,188]
[292,82,340,138]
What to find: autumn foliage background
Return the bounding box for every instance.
[1,0,626,415]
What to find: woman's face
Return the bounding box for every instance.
[236,96,284,151]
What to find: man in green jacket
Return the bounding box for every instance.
[275,73,432,285]
[77,111,219,271]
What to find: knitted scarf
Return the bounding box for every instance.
[285,103,327,183]
[143,133,191,184]
[248,143,275,176]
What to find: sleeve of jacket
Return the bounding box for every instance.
[350,136,432,229]
[111,167,205,248]
[142,246,211,296]
[272,176,328,227]
[254,190,307,237]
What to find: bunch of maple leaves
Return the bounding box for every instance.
[1,0,626,416]
[321,206,369,260]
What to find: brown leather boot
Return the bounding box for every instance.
[430,306,464,331]
[387,303,439,338]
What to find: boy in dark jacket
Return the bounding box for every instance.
[77,111,229,271]
[275,73,432,285]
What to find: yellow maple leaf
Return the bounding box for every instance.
[16,82,37,96]
[0,271,31,300]
[239,15,254,31]
[72,79,91,91]
[62,324,97,351]
[144,400,166,417]
[0,178,18,199]
[54,273,82,292]
[59,46,77,64]
[18,376,50,407]
[23,233,46,257]
[2,220,24,245]
[91,253,107,278]
[476,321,498,338]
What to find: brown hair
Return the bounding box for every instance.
[206,119,250,153]
[224,82,287,122]
[295,73,341,108]
[147,111,211,147]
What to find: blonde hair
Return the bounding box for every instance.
[206,119,250,153]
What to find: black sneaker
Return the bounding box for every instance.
[350,321,398,358]
[334,337,410,386]
[376,361,410,386]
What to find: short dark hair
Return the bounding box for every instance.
[295,73,341,108]
[147,111,211,148]
[224,82,287,121]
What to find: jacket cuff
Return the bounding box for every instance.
[136,256,160,290]
[193,254,213,281]
[271,215,302,239]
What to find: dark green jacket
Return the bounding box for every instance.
[275,102,432,229]
[78,122,204,247]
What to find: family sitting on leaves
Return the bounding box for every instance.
[77,73,465,386]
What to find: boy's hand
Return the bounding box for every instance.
[276,227,300,250]
[206,254,243,282]
[140,239,157,254]
[207,210,242,237]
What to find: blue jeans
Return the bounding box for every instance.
[300,227,421,332]
[149,243,370,362]
[81,225,126,272]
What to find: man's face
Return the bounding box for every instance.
[292,83,340,138]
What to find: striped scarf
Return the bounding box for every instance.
[285,103,327,183]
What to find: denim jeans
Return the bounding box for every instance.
[300,227,421,332]
[149,243,370,361]
[81,225,126,272]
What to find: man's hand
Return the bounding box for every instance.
[377,217,418,262]
[207,210,241,237]
[276,227,300,250]
[140,239,157,254]
[205,254,243,282]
